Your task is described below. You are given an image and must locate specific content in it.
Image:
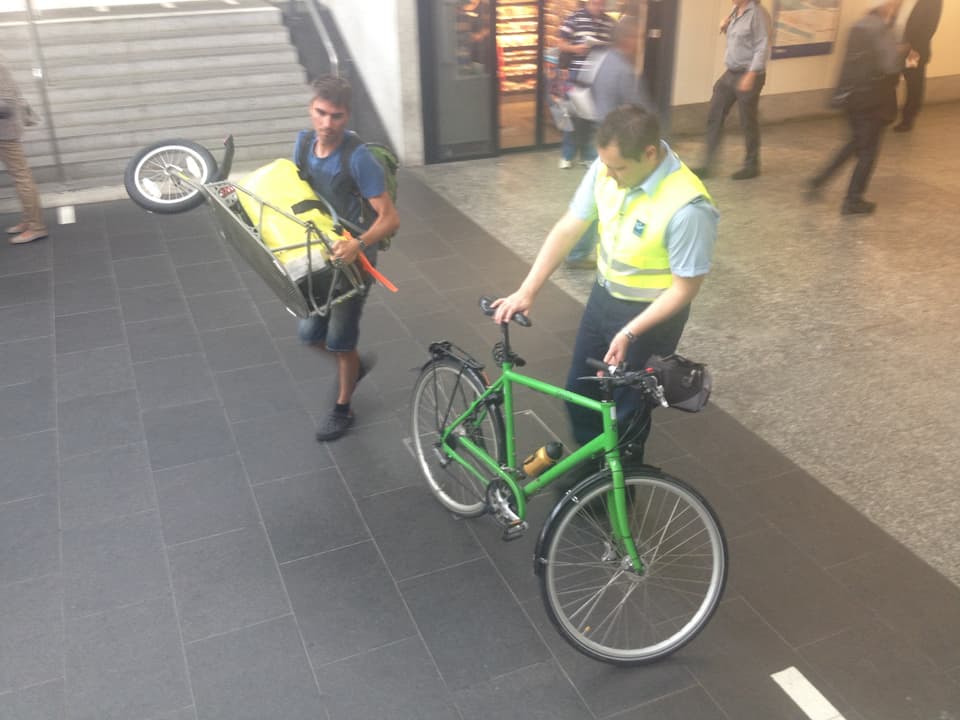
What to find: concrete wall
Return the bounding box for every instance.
[322,0,425,166]
[672,0,960,133]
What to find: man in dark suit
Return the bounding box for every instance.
[895,0,942,132]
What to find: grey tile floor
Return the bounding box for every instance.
[2,109,960,719]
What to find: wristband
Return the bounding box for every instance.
[621,329,637,344]
[356,237,367,251]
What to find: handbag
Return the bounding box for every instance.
[646,353,713,413]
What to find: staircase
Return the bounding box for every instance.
[1,0,310,205]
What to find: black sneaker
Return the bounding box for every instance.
[841,199,876,215]
[316,410,354,442]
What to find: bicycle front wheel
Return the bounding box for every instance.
[539,470,727,665]
[410,359,505,517]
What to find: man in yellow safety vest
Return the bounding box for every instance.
[493,105,718,459]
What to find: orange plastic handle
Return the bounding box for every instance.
[342,230,398,293]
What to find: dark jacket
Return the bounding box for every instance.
[903,0,942,64]
[838,12,899,123]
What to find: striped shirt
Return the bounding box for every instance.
[559,9,615,73]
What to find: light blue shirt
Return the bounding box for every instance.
[724,1,769,73]
[569,141,718,277]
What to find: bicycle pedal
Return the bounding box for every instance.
[501,521,528,542]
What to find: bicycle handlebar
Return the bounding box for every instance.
[582,357,669,408]
[479,296,532,327]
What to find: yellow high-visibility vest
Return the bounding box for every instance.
[594,161,712,302]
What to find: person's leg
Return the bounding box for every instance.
[579,120,597,164]
[315,290,369,441]
[565,284,615,445]
[810,112,858,190]
[335,349,361,404]
[845,111,883,209]
[699,71,738,174]
[897,65,925,130]
[0,140,47,243]
[733,71,765,177]
[560,130,575,166]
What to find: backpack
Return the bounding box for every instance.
[295,130,399,250]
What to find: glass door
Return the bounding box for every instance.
[495,0,540,149]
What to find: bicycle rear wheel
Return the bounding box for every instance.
[410,359,505,517]
[538,469,727,665]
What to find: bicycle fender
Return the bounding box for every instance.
[532,462,663,576]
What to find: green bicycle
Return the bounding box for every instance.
[409,297,728,666]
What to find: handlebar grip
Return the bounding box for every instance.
[585,358,613,374]
[479,296,532,327]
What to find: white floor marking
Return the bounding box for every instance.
[771,667,846,720]
[57,205,76,225]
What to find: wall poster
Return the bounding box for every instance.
[771,0,842,59]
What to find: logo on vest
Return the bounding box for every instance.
[632,219,646,236]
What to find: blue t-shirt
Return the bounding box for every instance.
[569,141,718,278]
[294,130,386,227]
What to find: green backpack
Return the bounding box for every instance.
[296,130,399,250]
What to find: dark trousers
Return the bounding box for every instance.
[900,64,927,125]
[565,282,690,453]
[704,68,766,170]
[814,109,885,202]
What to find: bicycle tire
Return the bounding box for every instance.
[538,468,727,665]
[124,139,217,214]
[410,358,505,517]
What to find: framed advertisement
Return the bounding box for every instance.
[771,0,842,59]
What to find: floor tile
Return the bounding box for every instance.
[53,276,118,317]
[0,376,55,439]
[200,323,279,372]
[186,289,259,332]
[337,454,423,499]
[52,248,111,280]
[272,335,337,383]
[454,661,590,720]
[62,511,168,617]
[142,400,235,471]
[0,495,59,584]
[0,574,62,693]
[0,430,57,503]
[56,345,135,402]
[0,237,51,278]
[166,235,226,266]
[0,301,52,342]
[399,558,549,691]
[118,283,189,323]
[0,679,65,720]
[358,485,484,580]
[256,299,301,339]
[316,637,458,720]
[232,410,333,485]
[186,616,324,720]
[109,230,167,260]
[154,454,259,546]
[57,389,142,458]
[54,307,124,354]
[65,595,190,720]
[801,620,960,720]
[113,254,177,289]
[254,468,367,562]
[0,336,54,387]
[175,259,240,297]
[282,541,415,667]
[0,270,51,309]
[59,443,154,529]
[168,525,289,642]
[214,362,301,423]
[133,353,217,410]
[125,314,201,362]
[604,685,727,719]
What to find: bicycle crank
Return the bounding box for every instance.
[486,480,528,541]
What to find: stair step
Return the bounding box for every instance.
[42,84,310,115]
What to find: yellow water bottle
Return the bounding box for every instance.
[522,441,564,477]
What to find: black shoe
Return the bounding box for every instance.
[731,166,759,180]
[841,199,876,215]
[316,409,355,442]
[893,121,913,133]
[691,166,712,179]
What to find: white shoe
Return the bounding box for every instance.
[558,159,572,169]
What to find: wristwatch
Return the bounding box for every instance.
[356,236,367,251]
[621,329,637,344]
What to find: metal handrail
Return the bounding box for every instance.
[303,0,339,77]
[23,0,66,182]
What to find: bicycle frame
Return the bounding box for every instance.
[436,359,644,571]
